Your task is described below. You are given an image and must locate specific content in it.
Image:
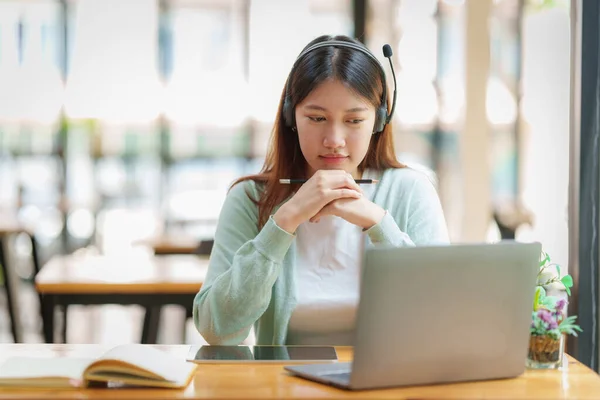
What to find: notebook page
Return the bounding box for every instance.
[97,344,196,385]
[0,357,93,383]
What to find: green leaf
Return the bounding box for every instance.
[560,315,577,325]
[561,275,573,287]
[533,286,546,310]
[555,264,561,276]
[537,286,546,298]
[540,296,556,309]
[561,275,573,295]
[539,252,550,267]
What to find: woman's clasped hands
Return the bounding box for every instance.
[273,170,385,233]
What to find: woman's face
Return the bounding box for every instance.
[294,79,376,179]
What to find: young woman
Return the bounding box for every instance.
[193,34,449,346]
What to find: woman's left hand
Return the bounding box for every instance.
[309,197,386,230]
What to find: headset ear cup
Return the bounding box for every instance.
[374,106,388,133]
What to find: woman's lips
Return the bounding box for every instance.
[319,155,349,164]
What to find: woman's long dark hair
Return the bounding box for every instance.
[233,34,405,229]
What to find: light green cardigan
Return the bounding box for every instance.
[193,167,449,345]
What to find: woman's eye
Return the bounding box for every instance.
[348,119,364,124]
[308,116,326,122]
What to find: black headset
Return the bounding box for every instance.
[282,40,397,134]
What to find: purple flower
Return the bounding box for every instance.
[556,299,567,312]
[548,320,558,330]
[537,309,554,323]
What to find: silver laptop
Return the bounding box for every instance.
[284,241,541,390]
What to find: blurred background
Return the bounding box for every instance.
[0,0,576,351]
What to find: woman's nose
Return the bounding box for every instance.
[322,124,346,148]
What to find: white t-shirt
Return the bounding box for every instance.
[286,170,380,345]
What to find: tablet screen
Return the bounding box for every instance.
[186,345,338,363]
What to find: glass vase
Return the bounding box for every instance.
[526,334,564,369]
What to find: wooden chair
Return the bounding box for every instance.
[0,220,43,343]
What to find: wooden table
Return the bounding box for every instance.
[135,234,200,255]
[35,254,208,344]
[0,345,599,399]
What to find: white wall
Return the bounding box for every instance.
[518,6,571,272]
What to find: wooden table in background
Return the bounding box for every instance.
[135,234,200,255]
[0,345,599,399]
[35,254,208,344]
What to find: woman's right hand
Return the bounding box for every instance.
[273,170,363,233]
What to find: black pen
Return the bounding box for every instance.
[279,179,379,184]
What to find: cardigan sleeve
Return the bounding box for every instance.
[193,181,295,345]
[365,169,449,246]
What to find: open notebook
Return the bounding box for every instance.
[0,344,197,389]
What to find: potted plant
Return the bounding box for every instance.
[528,251,582,369]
